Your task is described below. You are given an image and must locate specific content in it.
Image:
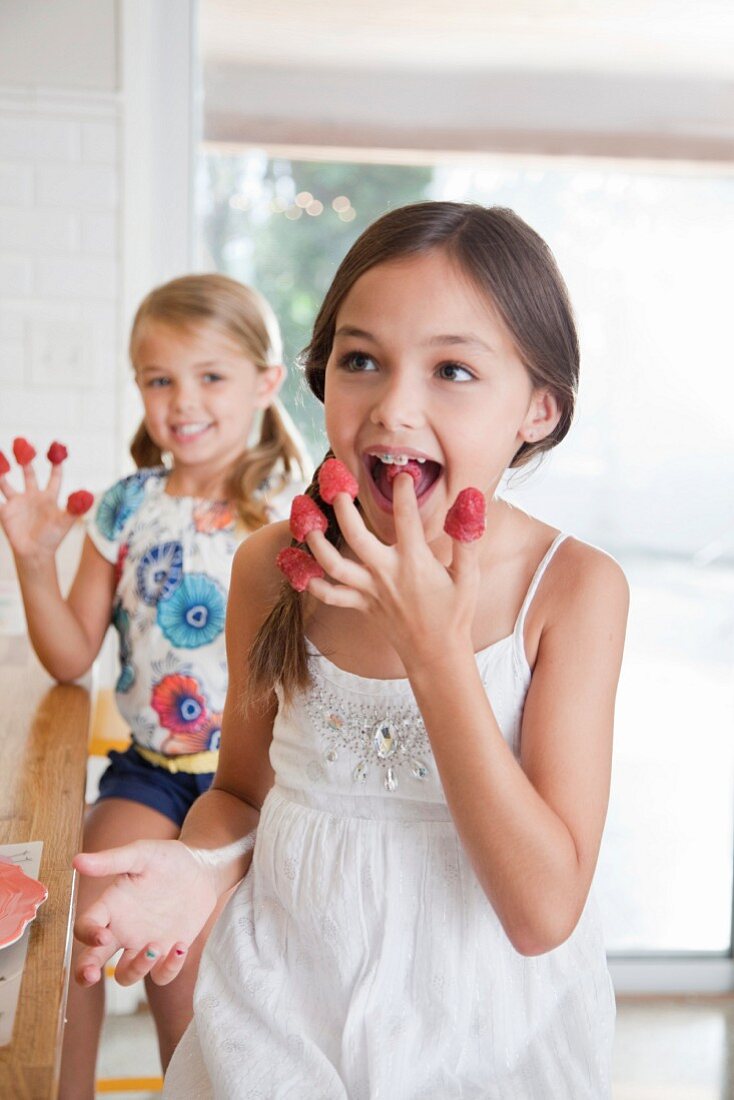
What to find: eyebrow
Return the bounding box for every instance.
[334,325,495,354]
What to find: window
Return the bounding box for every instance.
[199,147,734,956]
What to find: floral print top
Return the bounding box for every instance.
[87,467,302,757]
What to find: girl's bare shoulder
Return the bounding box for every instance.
[229,520,292,618]
[508,501,627,603]
[517,512,629,668]
[553,535,627,599]
[536,532,630,636]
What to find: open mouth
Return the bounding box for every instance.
[365,452,443,508]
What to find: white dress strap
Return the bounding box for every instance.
[512,532,569,663]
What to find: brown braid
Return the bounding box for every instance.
[248,450,342,704]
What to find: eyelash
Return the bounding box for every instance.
[437,362,474,383]
[337,350,475,383]
[339,351,376,373]
[144,373,225,388]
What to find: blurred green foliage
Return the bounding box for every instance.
[200,154,432,460]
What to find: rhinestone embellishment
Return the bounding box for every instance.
[373,720,397,759]
[410,759,429,780]
[305,669,432,792]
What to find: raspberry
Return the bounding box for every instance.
[444,488,486,543]
[290,494,328,542]
[12,437,36,466]
[0,451,10,477]
[384,461,421,486]
[66,489,94,516]
[276,546,324,592]
[318,458,358,505]
[47,441,68,465]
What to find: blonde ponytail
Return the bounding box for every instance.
[228,401,309,531]
[130,420,163,469]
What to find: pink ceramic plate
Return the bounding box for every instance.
[0,860,48,949]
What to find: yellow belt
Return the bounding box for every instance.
[135,745,218,775]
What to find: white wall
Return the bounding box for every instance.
[0,1,120,499]
[0,0,196,510]
[0,0,117,91]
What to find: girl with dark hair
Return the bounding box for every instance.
[73,204,628,1098]
[0,273,307,1097]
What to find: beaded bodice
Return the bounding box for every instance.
[269,534,567,806]
[270,632,530,805]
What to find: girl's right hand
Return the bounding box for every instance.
[0,452,77,561]
[73,839,219,987]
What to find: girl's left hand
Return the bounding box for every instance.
[73,838,219,987]
[306,472,482,667]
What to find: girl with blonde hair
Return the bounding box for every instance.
[0,273,307,1097]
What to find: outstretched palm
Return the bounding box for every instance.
[74,839,219,985]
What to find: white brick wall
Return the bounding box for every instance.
[0,164,33,206]
[36,164,118,208]
[0,89,124,498]
[0,116,81,161]
[0,2,195,740]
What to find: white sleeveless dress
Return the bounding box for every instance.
[164,533,615,1099]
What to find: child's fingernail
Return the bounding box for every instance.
[175,947,186,957]
[145,949,157,959]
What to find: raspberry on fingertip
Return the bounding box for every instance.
[66,489,94,516]
[290,494,328,542]
[12,437,36,466]
[444,488,486,543]
[47,441,68,465]
[318,458,359,505]
[276,546,325,592]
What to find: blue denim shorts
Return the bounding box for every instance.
[96,745,214,828]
